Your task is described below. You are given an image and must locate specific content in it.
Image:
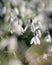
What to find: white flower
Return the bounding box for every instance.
[14,24,24,35]
[31,23,39,33]
[43,53,48,60]
[10,17,14,22]
[36,36,40,45]
[8,59,23,65]
[31,23,35,33]
[8,37,18,53]
[10,12,15,22]
[32,17,38,24]
[48,46,52,53]
[45,34,52,43]
[36,30,42,38]
[2,6,6,14]
[9,19,24,35]
[30,36,40,45]
[14,7,19,15]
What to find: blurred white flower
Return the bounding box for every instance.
[31,23,39,33]
[43,53,48,60]
[14,24,24,35]
[36,35,40,45]
[31,23,35,33]
[45,34,52,43]
[7,59,23,65]
[36,30,42,38]
[24,24,29,32]
[14,7,19,15]
[48,46,52,53]
[2,6,6,14]
[10,11,17,22]
[9,19,24,35]
[32,17,38,24]
[30,36,40,45]
[8,36,18,53]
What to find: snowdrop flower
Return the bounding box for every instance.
[14,7,19,15]
[10,10,18,22]
[32,17,38,24]
[48,46,52,53]
[45,34,52,43]
[30,35,40,45]
[31,23,35,33]
[10,12,15,22]
[13,19,30,35]
[9,29,15,34]
[9,19,24,35]
[2,6,6,14]
[10,16,14,22]
[8,59,23,65]
[43,53,48,60]
[14,22,24,35]
[36,29,42,38]
[35,35,40,45]
[32,13,43,24]
[31,23,39,33]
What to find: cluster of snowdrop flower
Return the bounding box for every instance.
[0,0,52,57]
[8,7,42,45]
[1,5,52,47]
[30,20,41,45]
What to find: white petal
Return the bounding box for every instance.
[45,34,52,43]
[2,6,6,14]
[30,37,38,45]
[43,53,48,60]
[15,25,24,35]
[36,36,40,45]
[31,23,35,32]
[24,24,29,32]
[36,30,42,38]
[14,8,19,15]
[48,46,52,53]
[30,37,34,44]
